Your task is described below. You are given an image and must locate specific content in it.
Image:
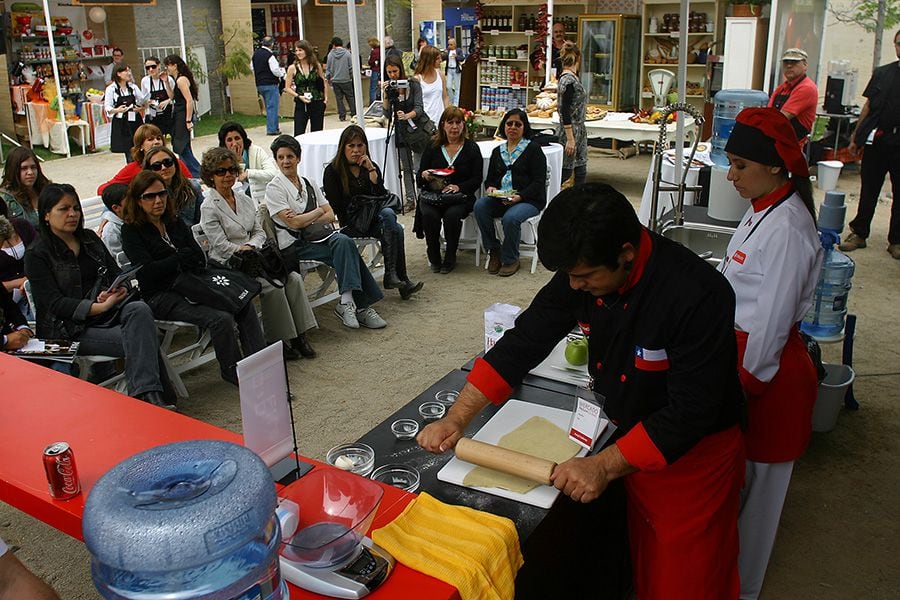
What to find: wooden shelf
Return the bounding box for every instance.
[642,63,708,67]
[643,32,714,37]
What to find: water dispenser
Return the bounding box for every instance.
[710,89,770,167]
[802,191,855,338]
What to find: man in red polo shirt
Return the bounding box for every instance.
[419,184,745,599]
[768,48,818,143]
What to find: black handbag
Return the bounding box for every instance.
[346,193,403,235]
[172,266,262,314]
[227,239,288,288]
[419,190,468,208]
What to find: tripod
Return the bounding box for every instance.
[384,90,416,213]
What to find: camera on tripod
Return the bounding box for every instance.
[386,79,409,102]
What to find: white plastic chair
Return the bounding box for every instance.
[80,195,106,232]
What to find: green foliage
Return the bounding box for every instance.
[831,0,900,33]
[191,8,256,114]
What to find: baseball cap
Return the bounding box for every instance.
[781,48,808,62]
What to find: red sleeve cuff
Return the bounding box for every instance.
[739,366,769,397]
[467,357,513,405]
[616,423,668,472]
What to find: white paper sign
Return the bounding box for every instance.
[569,395,609,450]
[237,342,293,468]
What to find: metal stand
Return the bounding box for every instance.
[842,314,859,410]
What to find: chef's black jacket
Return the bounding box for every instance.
[468,229,743,469]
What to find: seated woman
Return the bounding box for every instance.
[97,124,192,194]
[474,108,547,277]
[323,125,423,299]
[416,106,483,273]
[0,214,36,320]
[0,147,51,227]
[218,122,279,202]
[142,146,203,226]
[264,135,387,330]
[199,147,317,360]
[121,171,266,386]
[23,183,171,407]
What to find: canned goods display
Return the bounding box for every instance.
[43,441,81,500]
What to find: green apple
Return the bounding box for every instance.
[564,337,589,366]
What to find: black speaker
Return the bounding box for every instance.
[824,76,845,114]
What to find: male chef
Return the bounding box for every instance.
[419,183,745,599]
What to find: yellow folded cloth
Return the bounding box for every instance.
[372,492,523,600]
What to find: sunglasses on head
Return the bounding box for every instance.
[149,158,175,171]
[214,166,240,176]
[145,64,158,71]
[140,190,169,202]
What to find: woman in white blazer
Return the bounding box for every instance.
[199,147,317,359]
[218,122,280,202]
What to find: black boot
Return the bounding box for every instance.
[426,244,443,273]
[291,333,317,358]
[393,228,423,299]
[137,390,176,410]
[441,241,458,274]
[381,232,403,289]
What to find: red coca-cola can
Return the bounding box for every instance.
[43,442,81,500]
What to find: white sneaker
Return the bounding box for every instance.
[334,301,360,329]
[356,306,387,329]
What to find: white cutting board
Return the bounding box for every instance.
[437,399,589,508]
[529,336,591,388]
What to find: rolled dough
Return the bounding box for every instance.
[462,416,581,494]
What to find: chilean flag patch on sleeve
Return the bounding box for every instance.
[634,346,670,371]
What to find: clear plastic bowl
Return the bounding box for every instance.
[391,419,419,440]
[418,402,446,421]
[325,443,375,477]
[371,464,420,493]
[280,469,384,568]
[434,389,459,405]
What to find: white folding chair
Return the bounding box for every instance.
[443,214,481,266]
[80,195,106,232]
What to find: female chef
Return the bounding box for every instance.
[718,107,823,600]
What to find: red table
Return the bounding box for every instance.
[0,354,459,600]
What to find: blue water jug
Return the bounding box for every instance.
[801,248,855,338]
[83,440,287,599]
[710,89,770,167]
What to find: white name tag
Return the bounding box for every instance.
[568,392,607,450]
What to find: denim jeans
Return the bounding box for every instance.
[287,233,383,308]
[331,81,355,119]
[179,146,201,178]
[77,301,162,397]
[474,196,540,265]
[257,84,282,134]
[369,71,380,104]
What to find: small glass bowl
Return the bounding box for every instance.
[434,389,459,405]
[391,419,419,440]
[371,464,420,493]
[418,401,446,421]
[325,443,375,477]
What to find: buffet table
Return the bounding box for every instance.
[0,354,458,600]
[25,101,90,155]
[296,127,401,197]
[529,112,696,148]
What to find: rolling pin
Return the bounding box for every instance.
[455,438,556,486]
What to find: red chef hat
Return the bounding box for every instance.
[724,107,810,178]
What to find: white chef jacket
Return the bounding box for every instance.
[140,75,174,118]
[103,82,147,123]
[719,188,823,384]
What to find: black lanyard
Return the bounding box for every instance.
[721,191,792,274]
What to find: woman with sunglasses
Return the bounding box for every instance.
[199,147,317,360]
[217,122,278,201]
[121,171,265,386]
[0,147,51,227]
[24,183,172,407]
[474,108,547,277]
[264,135,386,330]
[143,146,204,227]
[284,40,327,136]
[105,65,147,164]
[97,124,193,195]
[140,56,174,138]
[162,55,201,178]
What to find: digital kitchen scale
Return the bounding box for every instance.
[278,469,395,599]
[280,536,394,599]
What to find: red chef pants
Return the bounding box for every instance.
[625,426,744,600]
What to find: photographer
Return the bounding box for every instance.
[381,54,434,212]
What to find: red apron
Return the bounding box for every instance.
[625,426,744,600]
[736,328,818,463]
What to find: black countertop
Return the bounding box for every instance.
[356,369,577,542]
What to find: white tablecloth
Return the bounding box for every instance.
[476,141,564,201]
[295,127,400,197]
[530,115,696,144]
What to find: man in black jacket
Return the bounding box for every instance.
[840,29,900,259]
[252,37,286,136]
[419,184,745,599]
